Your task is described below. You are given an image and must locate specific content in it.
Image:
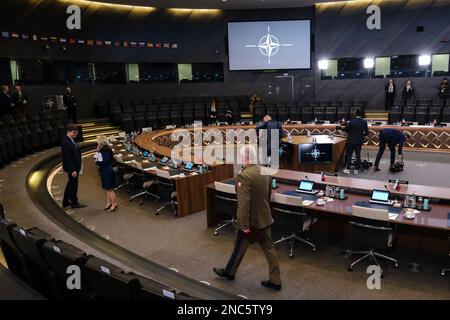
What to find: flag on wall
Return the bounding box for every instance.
[1,32,9,38]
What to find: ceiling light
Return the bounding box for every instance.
[418,55,431,66]
[363,57,374,69]
[318,59,329,70]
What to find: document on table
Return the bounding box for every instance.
[144,166,157,171]
[302,200,314,206]
[388,213,398,220]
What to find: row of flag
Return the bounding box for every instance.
[1,31,178,49]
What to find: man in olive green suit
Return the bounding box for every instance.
[213,145,281,290]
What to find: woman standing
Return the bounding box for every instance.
[208,99,217,125]
[95,136,118,212]
[401,79,415,107]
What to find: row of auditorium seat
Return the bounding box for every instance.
[0,111,69,168]
[389,99,449,124]
[0,214,194,300]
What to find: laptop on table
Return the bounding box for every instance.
[295,180,318,195]
[369,189,394,206]
[183,162,196,172]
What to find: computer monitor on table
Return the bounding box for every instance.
[296,180,318,195]
[369,189,394,206]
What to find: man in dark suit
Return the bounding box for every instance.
[61,125,86,209]
[256,114,285,164]
[0,85,13,115]
[11,85,28,114]
[213,145,281,291]
[63,86,78,123]
[342,109,368,175]
[374,128,409,172]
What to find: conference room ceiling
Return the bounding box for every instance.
[92,0,349,9]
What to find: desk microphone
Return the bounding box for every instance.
[384,185,389,192]
[305,175,310,181]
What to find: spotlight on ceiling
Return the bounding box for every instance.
[418,55,431,66]
[363,57,374,69]
[318,59,329,70]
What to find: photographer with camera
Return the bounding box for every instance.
[340,109,368,175]
[374,128,410,172]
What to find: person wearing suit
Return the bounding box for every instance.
[384,79,396,110]
[256,114,285,163]
[207,99,217,125]
[61,125,86,209]
[401,79,415,107]
[342,109,369,175]
[213,145,281,291]
[63,86,78,123]
[374,128,409,171]
[95,136,118,212]
[11,85,28,114]
[438,78,449,106]
[0,85,13,115]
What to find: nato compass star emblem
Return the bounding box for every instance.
[310,147,322,160]
[245,26,293,65]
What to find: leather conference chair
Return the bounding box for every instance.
[325,107,337,122]
[145,112,158,129]
[0,128,22,159]
[442,107,450,123]
[154,169,177,216]
[14,113,29,126]
[0,136,12,166]
[122,104,134,114]
[2,114,17,128]
[171,110,183,127]
[441,237,450,277]
[277,106,289,122]
[83,256,141,300]
[132,273,192,300]
[10,226,56,298]
[402,105,416,122]
[29,123,50,149]
[40,240,89,300]
[288,104,301,122]
[28,112,41,123]
[127,161,159,205]
[42,122,60,146]
[182,108,194,126]
[9,126,32,154]
[194,108,206,124]
[0,204,4,220]
[109,105,122,125]
[213,181,238,236]
[271,193,317,258]
[389,105,402,123]
[313,106,325,121]
[158,111,171,129]
[415,106,428,125]
[345,205,399,277]
[301,106,313,123]
[0,218,27,281]
[254,106,266,122]
[134,104,146,113]
[120,113,135,133]
[429,106,442,123]
[113,155,134,193]
[133,112,146,131]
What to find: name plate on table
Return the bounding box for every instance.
[282,190,318,202]
[351,201,402,220]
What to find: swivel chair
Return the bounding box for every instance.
[128,162,159,205]
[345,205,399,277]
[113,155,134,193]
[271,193,317,258]
[213,181,237,236]
[154,170,177,216]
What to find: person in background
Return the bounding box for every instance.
[207,98,217,125]
[0,85,13,115]
[374,128,410,172]
[61,125,86,209]
[401,79,415,107]
[213,145,281,291]
[63,86,78,123]
[342,109,368,175]
[256,114,285,163]
[95,136,118,212]
[384,79,396,110]
[225,104,234,125]
[248,93,261,114]
[438,78,449,106]
[11,85,28,114]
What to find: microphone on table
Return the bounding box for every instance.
[305,175,310,181]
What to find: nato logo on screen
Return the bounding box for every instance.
[227,20,311,71]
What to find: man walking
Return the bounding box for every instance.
[342,109,368,175]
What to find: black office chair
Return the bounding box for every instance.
[40,240,89,299]
[113,155,134,193]
[83,256,140,300]
[154,169,177,216]
[271,193,317,258]
[0,218,27,281]
[345,205,398,276]
[389,105,402,124]
[213,181,237,236]
[441,237,450,277]
[10,226,56,297]
[127,162,159,205]
[132,273,192,300]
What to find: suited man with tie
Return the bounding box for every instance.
[384,79,396,110]
[61,124,86,209]
[401,79,415,107]
[342,109,369,175]
[0,85,13,115]
[11,85,28,114]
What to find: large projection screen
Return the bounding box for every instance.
[227,20,311,71]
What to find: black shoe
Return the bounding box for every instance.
[261,280,282,291]
[71,203,87,209]
[62,202,71,208]
[213,267,234,280]
[374,167,381,172]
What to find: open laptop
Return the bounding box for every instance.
[159,156,169,165]
[295,180,318,195]
[183,162,196,172]
[369,189,394,206]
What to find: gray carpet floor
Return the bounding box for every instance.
[47,151,450,300]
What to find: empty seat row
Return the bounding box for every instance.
[0,216,194,300]
[389,105,450,124]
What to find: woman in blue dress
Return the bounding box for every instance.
[95,136,118,212]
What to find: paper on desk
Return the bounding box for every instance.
[388,213,398,221]
[144,166,157,171]
[302,200,314,206]
[170,174,180,178]
[124,160,133,164]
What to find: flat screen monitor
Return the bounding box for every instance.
[227,20,311,71]
[371,190,390,202]
[298,180,314,192]
[298,143,332,164]
[160,156,169,164]
[184,162,194,170]
[143,151,149,157]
